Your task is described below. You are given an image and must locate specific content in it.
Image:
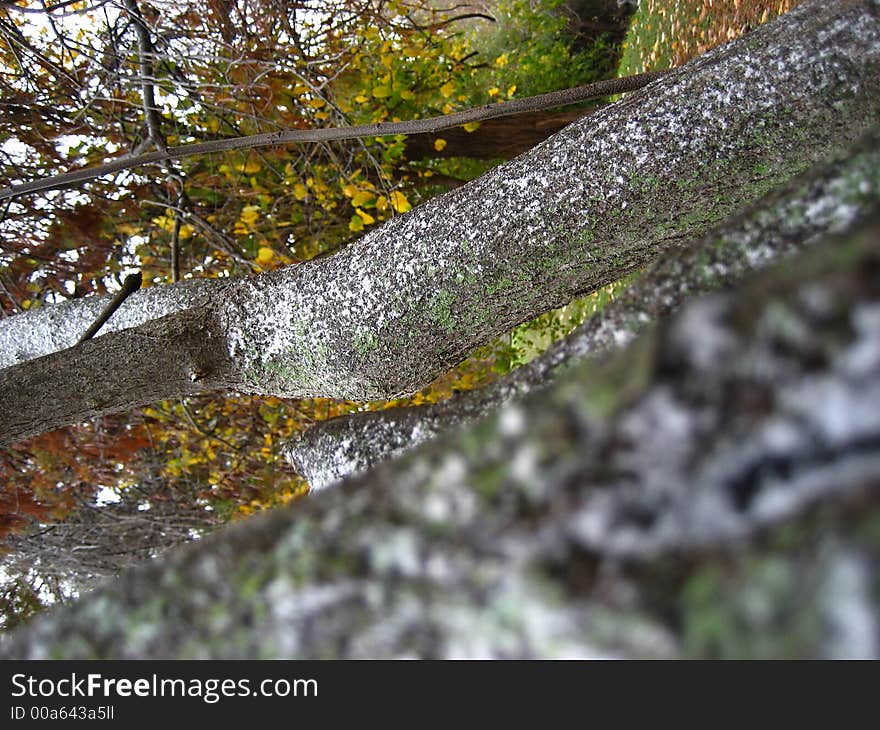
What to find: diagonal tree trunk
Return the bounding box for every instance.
[286,133,880,488]
[1,0,878,447]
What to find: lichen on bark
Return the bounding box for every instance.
[1,0,877,447]
[0,277,229,370]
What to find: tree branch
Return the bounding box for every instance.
[0,277,228,369]
[0,70,670,201]
[76,271,142,344]
[121,0,166,151]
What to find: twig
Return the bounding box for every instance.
[121,0,166,151]
[76,271,142,344]
[0,269,23,314]
[0,0,104,15]
[169,212,181,283]
[178,399,242,453]
[0,70,672,201]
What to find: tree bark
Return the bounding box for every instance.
[0,304,229,445]
[286,132,880,488]
[2,212,877,659]
[1,0,878,446]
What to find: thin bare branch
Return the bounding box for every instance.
[0,70,671,200]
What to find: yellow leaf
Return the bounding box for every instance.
[488,87,500,97]
[239,205,260,226]
[434,138,447,152]
[440,81,455,98]
[354,94,369,104]
[349,215,364,232]
[152,214,176,233]
[388,191,411,213]
[372,85,391,99]
[237,159,261,174]
[305,97,326,109]
[256,247,275,266]
[507,85,517,98]
[342,184,358,198]
[495,53,509,68]
[293,183,308,201]
[400,89,414,100]
[351,190,374,207]
[355,208,375,225]
[462,122,479,133]
[375,196,388,211]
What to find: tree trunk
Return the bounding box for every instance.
[1,0,877,447]
[2,212,877,659]
[287,132,880,488]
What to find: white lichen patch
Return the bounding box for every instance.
[839,304,880,376]
[498,403,526,437]
[669,296,740,371]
